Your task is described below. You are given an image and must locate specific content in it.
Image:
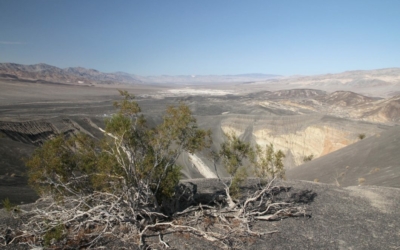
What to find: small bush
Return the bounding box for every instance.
[2,198,19,213]
[217,134,286,199]
[218,133,251,198]
[251,143,286,180]
[358,133,366,140]
[303,154,314,162]
[369,168,380,174]
[43,224,65,246]
[358,178,366,185]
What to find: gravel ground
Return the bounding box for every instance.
[1,179,399,249]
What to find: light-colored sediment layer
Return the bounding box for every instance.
[163,88,233,96]
[219,114,374,168]
[252,125,356,166]
[220,126,243,138]
[189,153,217,178]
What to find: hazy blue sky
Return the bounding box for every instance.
[1,0,399,76]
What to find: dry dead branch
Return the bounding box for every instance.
[6,178,311,249]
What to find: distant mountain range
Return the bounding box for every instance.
[262,68,400,88]
[2,63,400,97]
[0,63,280,85]
[0,63,142,85]
[250,67,400,97]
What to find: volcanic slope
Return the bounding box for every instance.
[0,135,38,206]
[0,117,109,207]
[286,125,400,188]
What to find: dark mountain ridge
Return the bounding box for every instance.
[0,63,142,85]
[0,62,281,85]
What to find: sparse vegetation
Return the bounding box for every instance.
[313,178,319,183]
[15,91,308,249]
[216,132,251,199]
[333,166,351,187]
[303,154,314,162]
[358,177,366,185]
[251,143,286,179]
[2,198,17,212]
[24,91,212,247]
[369,167,380,174]
[214,134,287,202]
[358,133,366,140]
[333,172,342,187]
[27,90,211,203]
[43,224,65,247]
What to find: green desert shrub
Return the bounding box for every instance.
[43,224,65,246]
[26,90,211,209]
[303,154,314,162]
[250,143,286,179]
[217,133,286,198]
[218,133,251,198]
[2,198,17,212]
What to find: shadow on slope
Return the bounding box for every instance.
[0,137,38,207]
